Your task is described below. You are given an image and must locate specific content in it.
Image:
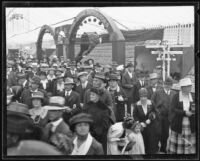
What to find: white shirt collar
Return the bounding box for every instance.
[51,118,63,132]
[127,71,132,78]
[41,79,48,83]
[164,88,170,95]
[65,90,72,96]
[82,81,88,88]
[23,80,27,87]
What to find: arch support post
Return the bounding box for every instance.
[112,40,126,65]
[66,43,75,60]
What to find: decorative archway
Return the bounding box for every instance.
[36,25,56,62]
[66,9,126,65]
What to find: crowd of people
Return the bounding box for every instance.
[6,54,196,156]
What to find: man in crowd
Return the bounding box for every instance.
[121,62,137,114]
[75,72,93,106]
[151,77,176,153]
[107,74,127,122]
[59,77,81,124]
[147,73,163,99]
[42,96,74,154]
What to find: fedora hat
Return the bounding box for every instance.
[64,77,75,85]
[108,74,119,81]
[44,96,68,111]
[164,76,174,85]
[126,62,134,68]
[179,77,192,87]
[69,113,93,132]
[56,68,64,73]
[77,72,88,78]
[31,91,44,100]
[149,73,159,80]
[10,140,62,155]
[94,72,105,81]
[7,102,30,116]
[16,73,26,80]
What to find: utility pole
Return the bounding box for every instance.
[145,40,189,81]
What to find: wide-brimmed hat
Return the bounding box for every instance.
[56,68,64,73]
[7,113,34,134]
[81,65,93,70]
[48,67,55,71]
[54,75,64,80]
[77,72,88,78]
[149,73,159,80]
[31,91,44,100]
[64,77,75,85]
[139,88,148,97]
[164,76,174,85]
[16,73,26,80]
[179,77,192,87]
[52,63,58,67]
[7,102,30,116]
[104,65,112,69]
[116,65,124,71]
[94,63,101,68]
[108,74,119,81]
[9,140,62,155]
[94,73,105,81]
[69,113,93,132]
[126,62,134,68]
[44,96,68,111]
[39,71,47,77]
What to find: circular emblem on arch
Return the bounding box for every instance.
[68,9,125,42]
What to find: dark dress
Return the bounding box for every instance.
[133,100,161,154]
[83,101,113,154]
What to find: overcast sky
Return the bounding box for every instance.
[6,6,194,44]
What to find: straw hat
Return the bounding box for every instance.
[179,77,192,87]
[44,96,68,111]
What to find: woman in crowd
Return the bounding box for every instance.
[69,113,104,155]
[83,87,113,154]
[29,91,48,127]
[133,88,160,154]
[168,77,195,154]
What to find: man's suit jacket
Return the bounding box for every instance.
[42,120,74,147]
[39,80,52,93]
[121,71,136,101]
[146,84,163,100]
[75,82,93,103]
[151,88,177,119]
[58,90,81,124]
